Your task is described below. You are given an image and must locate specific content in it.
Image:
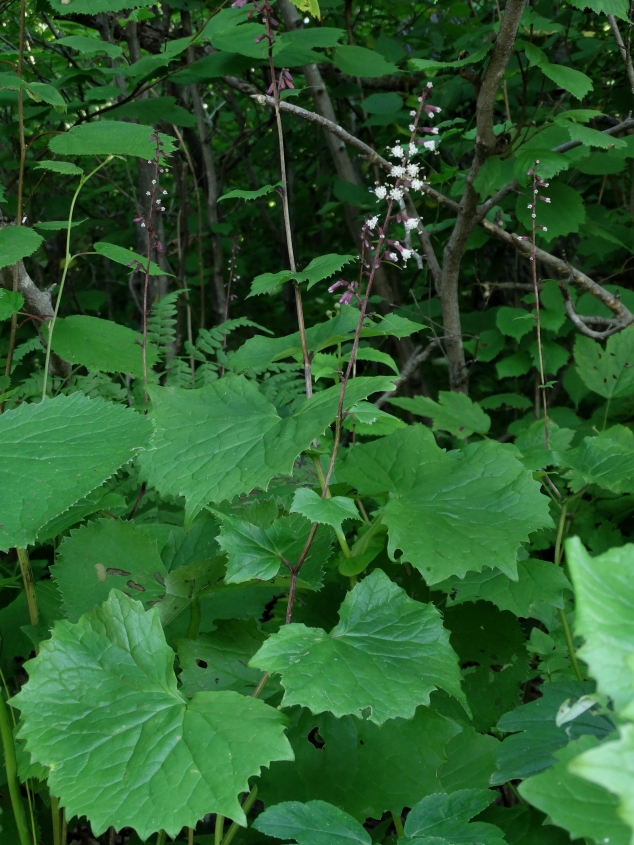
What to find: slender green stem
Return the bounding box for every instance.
[60,808,67,845]
[252,672,270,699]
[156,830,167,845]
[0,694,32,845]
[215,814,225,845]
[51,795,61,845]
[507,781,525,803]
[41,157,112,400]
[553,502,568,567]
[188,828,194,845]
[221,787,259,845]
[311,455,350,557]
[391,812,405,838]
[558,607,584,682]
[16,548,38,628]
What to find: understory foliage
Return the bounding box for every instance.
[3,0,634,844]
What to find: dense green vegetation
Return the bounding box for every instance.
[2,0,634,843]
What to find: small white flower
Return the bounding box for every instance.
[374,185,388,199]
[542,197,551,203]
[406,163,420,177]
[366,215,379,229]
[152,179,157,185]
[429,126,439,135]
[422,139,436,151]
[410,110,417,117]
[405,218,419,231]
[162,189,168,195]
[401,248,412,261]
[387,251,399,261]
[390,144,405,159]
[409,124,416,132]
[146,191,151,196]
[411,179,424,191]
[391,165,405,177]
[408,143,417,157]
[527,204,533,209]
[543,226,548,231]
[426,80,433,88]
[141,222,146,228]
[389,187,404,200]
[531,213,536,219]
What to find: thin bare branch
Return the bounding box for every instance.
[480,217,634,326]
[608,15,634,97]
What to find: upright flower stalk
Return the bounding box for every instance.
[251,0,313,396]
[520,163,551,447]
[132,132,169,400]
[283,86,436,624]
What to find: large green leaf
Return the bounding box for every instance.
[249,254,355,297]
[109,96,196,128]
[250,568,466,724]
[49,122,176,159]
[56,35,123,58]
[443,602,529,732]
[567,0,628,18]
[437,559,571,618]
[515,182,585,243]
[49,315,159,378]
[0,226,44,270]
[409,46,491,70]
[12,591,293,839]
[176,619,269,698]
[477,804,577,845]
[52,519,168,622]
[216,512,332,586]
[492,681,613,785]
[566,538,634,710]
[138,375,395,523]
[338,426,552,585]
[574,327,634,399]
[0,393,151,551]
[94,241,169,278]
[561,427,634,494]
[49,0,148,13]
[255,801,370,845]
[389,392,491,438]
[230,306,424,372]
[569,725,634,838]
[519,736,630,845]
[540,64,593,100]
[290,488,361,535]
[437,726,500,793]
[333,45,399,77]
[403,789,505,845]
[0,289,24,321]
[258,706,459,821]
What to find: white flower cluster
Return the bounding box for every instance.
[371,137,430,204]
